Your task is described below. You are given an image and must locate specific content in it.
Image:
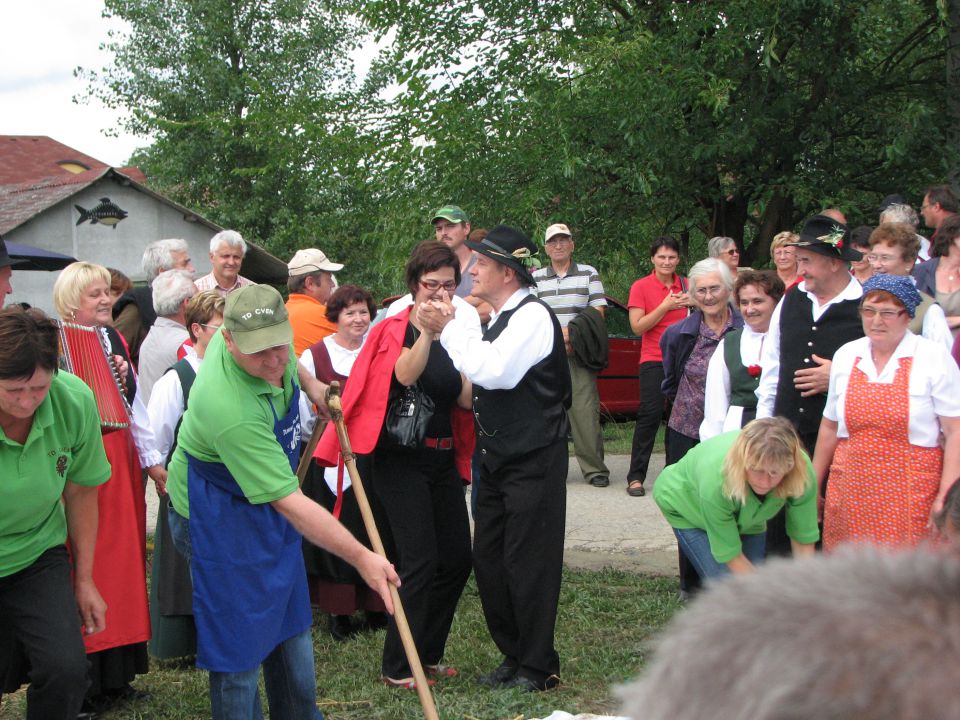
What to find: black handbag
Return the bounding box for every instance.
[384,382,435,448]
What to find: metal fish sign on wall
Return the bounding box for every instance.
[75,198,128,228]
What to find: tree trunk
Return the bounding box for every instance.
[749,192,795,266]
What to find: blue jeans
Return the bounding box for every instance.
[209,629,321,720]
[673,528,766,580]
[167,506,322,720]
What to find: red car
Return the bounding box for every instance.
[598,296,641,421]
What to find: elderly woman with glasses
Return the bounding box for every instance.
[707,236,744,277]
[812,274,960,550]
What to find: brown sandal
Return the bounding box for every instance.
[627,480,646,497]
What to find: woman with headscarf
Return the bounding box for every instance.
[812,274,960,550]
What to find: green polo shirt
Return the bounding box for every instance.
[167,331,300,518]
[653,430,819,563]
[0,372,111,577]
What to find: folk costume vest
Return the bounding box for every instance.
[723,328,760,425]
[774,290,863,438]
[473,295,572,473]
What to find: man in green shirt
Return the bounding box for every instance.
[653,418,818,578]
[166,284,398,720]
[0,307,111,720]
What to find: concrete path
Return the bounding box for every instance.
[145,452,678,577]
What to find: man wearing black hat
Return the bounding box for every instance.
[418,225,571,692]
[756,215,865,554]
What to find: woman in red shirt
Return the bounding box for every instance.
[626,237,692,496]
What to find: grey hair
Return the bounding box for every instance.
[879,203,920,230]
[210,229,247,256]
[687,257,734,294]
[152,269,198,316]
[618,548,960,720]
[707,236,736,258]
[142,238,189,282]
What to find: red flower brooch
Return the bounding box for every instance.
[747,365,762,378]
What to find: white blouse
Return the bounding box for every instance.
[823,332,960,445]
[298,335,364,493]
[700,326,767,441]
[147,353,202,462]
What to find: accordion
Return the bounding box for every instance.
[57,321,132,431]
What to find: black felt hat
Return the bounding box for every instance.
[788,215,863,262]
[465,224,540,286]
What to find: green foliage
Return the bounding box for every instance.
[79,0,958,299]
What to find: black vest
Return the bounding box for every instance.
[774,289,863,437]
[473,295,571,472]
[112,285,157,331]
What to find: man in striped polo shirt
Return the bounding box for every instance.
[533,223,610,487]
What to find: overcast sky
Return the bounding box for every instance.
[2,0,144,166]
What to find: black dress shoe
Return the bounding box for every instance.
[361,611,388,632]
[589,475,610,487]
[477,659,518,688]
[328,614,355,641]
[500,673,560,692]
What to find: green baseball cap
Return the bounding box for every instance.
[223,284,293,354]
[431,205,469,225]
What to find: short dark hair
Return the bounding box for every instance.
[734,269,785,305]
[933,214,960,257]
[325,284,376,323]
[0,307,60,380]
[405,241,461,296]
[848,225,874,250]
[287,271,325,294]
[649,236,681,258]
[925,184,959,214]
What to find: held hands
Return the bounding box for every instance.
[661,292,691,311]
[358,549,401,614]
[416,291,456,336]
[146,464,168,496]
[794,354,831,397]
[75,578,107,636]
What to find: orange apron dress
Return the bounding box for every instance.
[823,356,941,551]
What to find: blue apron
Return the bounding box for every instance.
[186,382,309,672]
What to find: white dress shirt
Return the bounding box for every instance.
[440,288,553,390]
[147,354,202,461]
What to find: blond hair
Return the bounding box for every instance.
[770,231,799,252]
[52,262,111,320]
[722,417,809,503]
[184,291,225,342]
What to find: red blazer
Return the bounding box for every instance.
[314,307,475,482]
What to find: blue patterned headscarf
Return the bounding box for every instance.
[861,274,922,318]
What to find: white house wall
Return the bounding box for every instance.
[5,177,215,314]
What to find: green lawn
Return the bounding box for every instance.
[0,569,680,720]
[599,420,665,457]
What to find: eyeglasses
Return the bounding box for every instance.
[722,248,739,256]
[200,323,222,331]
[860,307,905,320]
[545,237,572,246]
[694,285,726,297]
[866,253,900,263]
[419,279,458,291]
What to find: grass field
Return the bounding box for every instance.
[0,569,680,720]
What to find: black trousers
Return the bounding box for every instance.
[371,446,472,678]
[628,361,666,483]
[0,546,91,720]
[474,440,567,685]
